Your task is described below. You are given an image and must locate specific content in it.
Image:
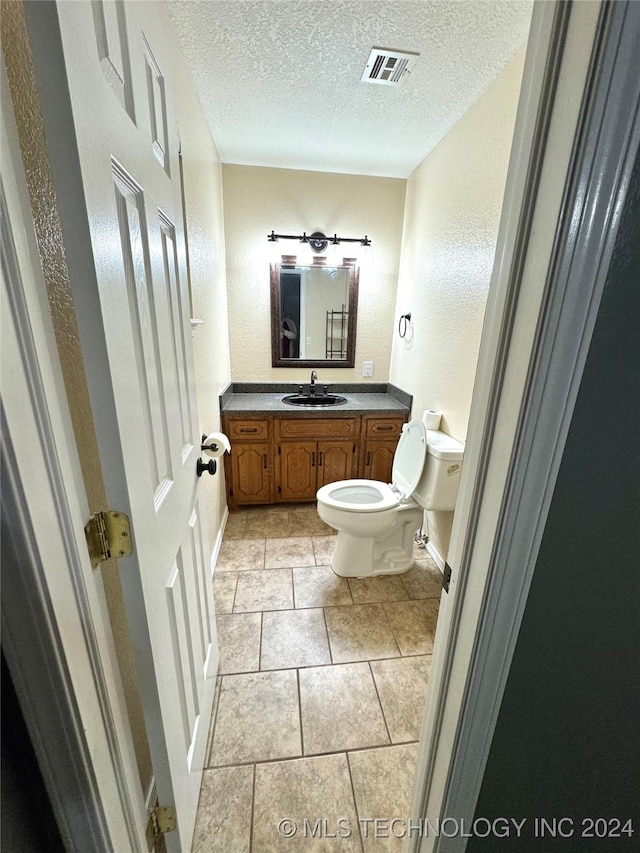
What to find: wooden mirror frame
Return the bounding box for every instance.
[270,261,359,368]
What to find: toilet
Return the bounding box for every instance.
[316,418,464,577]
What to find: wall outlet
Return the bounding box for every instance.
[362,360,373,377]
[306,337,312,345]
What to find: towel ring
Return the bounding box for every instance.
[398,313,412,338]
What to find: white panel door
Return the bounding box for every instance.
[51,2,217,849]
[1,58,148,852]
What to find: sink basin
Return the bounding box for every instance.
[282,393,347,407]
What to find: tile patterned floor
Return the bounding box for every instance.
[193,504,443,852]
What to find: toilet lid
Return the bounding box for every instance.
[392,419,427,498]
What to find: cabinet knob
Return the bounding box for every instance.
[318,451,323,467]
[365,451,371,466]
[263,454,268,469]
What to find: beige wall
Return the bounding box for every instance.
[174,31,231,553]
[222,165,406,382]
[390,47,526,559]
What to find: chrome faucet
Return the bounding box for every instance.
[310,370,318,395]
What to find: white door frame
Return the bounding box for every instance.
[411,1,640,849]
[1,58,148,851]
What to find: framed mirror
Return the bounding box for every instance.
[270,260,359,367]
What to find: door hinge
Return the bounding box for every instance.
[84,510,133,568]
[148,805,177,839]
[443,562,452,593]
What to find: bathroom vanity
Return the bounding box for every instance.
[220,384,411,509]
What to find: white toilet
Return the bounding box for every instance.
[316,418,464,577]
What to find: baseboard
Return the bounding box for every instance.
[426,540,446,572]
[209,506,229,578]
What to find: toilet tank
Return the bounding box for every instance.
[412,429,464,511]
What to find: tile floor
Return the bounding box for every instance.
[192,504,443,852]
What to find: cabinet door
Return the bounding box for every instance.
[230,442,273,505]
[317,440,356,488]
[278,441,317,501]
[362,440,397,483]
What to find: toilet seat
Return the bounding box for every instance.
[316,479,399,513]
[316,420,428,514]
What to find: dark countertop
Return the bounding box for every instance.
[220,382,412,417]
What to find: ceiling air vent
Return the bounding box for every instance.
[360,48,419,86]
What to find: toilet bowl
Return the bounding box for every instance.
[316,419,464,577]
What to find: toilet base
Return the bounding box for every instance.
[330,504,423,577]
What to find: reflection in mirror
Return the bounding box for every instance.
[270,261,359,367]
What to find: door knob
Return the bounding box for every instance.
[197,458,217,477]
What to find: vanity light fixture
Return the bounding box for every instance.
[267,230,371,254]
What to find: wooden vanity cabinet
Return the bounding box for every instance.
[223,418,274,509]
[222,412,407,507]
[275,418,359,502]
[360,415,406,484]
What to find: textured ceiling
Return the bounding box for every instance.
[166,0,533,178]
